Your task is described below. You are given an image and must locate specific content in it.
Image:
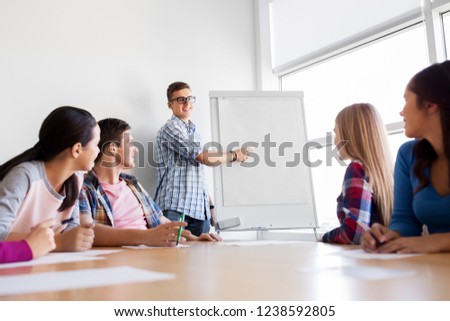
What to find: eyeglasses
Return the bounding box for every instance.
[170,96,196,104]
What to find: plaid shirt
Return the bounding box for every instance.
[79,171,162,228]
[155,115,210,221]
[322,160,381,244]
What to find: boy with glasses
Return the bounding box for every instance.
[155,81,248,236]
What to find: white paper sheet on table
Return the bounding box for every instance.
[0,253,105,269]
[0,266,175,296]
[298,265,416,280]
[335,249,421,260]
[72,249,123,256]
[123,244,190,249]
[218,240,303,246]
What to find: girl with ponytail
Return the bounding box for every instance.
[0,106,100,252]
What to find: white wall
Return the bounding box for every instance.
[0,0,257,195]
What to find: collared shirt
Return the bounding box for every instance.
[155,115,210,221]
[79,171,162,228]
[322,160,381,245]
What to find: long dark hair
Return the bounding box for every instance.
[0,106,97,210]
[408,61,450,192]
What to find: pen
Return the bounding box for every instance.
[61,217,74,225]
[356,220,383,246]
[369,231,384,247]
[176,212,185,246]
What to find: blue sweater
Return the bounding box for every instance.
[390,140,450,236]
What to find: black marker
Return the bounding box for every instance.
[61,217,74,225]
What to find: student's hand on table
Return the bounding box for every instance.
[147,221,189,247]
[373,234,449,254]
[361,223,400,252]
[197,233,222,242]
[25,218,56,258]
[54,222,95,252]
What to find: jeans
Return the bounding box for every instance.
[163,210,210,237]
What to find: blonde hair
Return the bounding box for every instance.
[335,103,394,226]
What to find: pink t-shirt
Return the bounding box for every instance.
[100,179,147,229]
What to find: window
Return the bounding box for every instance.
[281,25,428,228]
[443,11,450,58]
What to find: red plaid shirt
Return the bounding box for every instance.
[322,160,381,244]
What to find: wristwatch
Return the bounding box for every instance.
[209,205,215,210]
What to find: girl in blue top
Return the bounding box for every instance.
[362,60,450,253]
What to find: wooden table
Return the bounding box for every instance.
[1,241,450,300]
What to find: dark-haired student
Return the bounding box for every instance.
[362,60,450,253]
[79,118,221,247]
[0,106,98,252]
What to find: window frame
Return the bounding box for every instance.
[253,0,450,232]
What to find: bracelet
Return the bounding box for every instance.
[230,150,237,162]
[229,150,235,162]
[209,205,215,210]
